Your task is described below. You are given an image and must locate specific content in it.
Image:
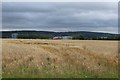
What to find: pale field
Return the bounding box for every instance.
[1,39,119,78]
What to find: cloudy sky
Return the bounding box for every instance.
[2,2,118,33]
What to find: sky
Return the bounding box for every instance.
[2,0,119,2]
[2,2,118,33]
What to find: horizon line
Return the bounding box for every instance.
[0,30,118,34]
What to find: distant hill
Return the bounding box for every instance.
[0,30,119,40]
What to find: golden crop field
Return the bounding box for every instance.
[1,39,118,78]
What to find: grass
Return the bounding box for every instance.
[2,63,118,78]
[2,39,118,78]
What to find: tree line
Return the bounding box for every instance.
[17,33,120,40]
[17,34,53,39]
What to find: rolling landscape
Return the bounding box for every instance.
[1,30,119,40]
[2,38,118,78]
[1,2,119,78]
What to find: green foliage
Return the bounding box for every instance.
[17,34,53,39]
[72,34,84,40]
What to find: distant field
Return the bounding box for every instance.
[1,39,118,78]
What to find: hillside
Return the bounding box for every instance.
[1,30,119,40]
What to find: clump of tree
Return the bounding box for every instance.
[72,34,84,40]
[17,34,53,39]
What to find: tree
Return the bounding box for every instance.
[17,33,53,39]
[72,34,84,40]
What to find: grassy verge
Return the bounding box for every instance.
[2,63,118,78]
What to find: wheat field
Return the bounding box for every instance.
[1,39,118,78]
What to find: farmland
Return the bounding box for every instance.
[1,39,118,78]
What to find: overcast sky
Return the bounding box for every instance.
[2,2,118,33]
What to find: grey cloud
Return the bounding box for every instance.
[2,2,118,33]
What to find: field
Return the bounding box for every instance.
[1,39,118,78]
